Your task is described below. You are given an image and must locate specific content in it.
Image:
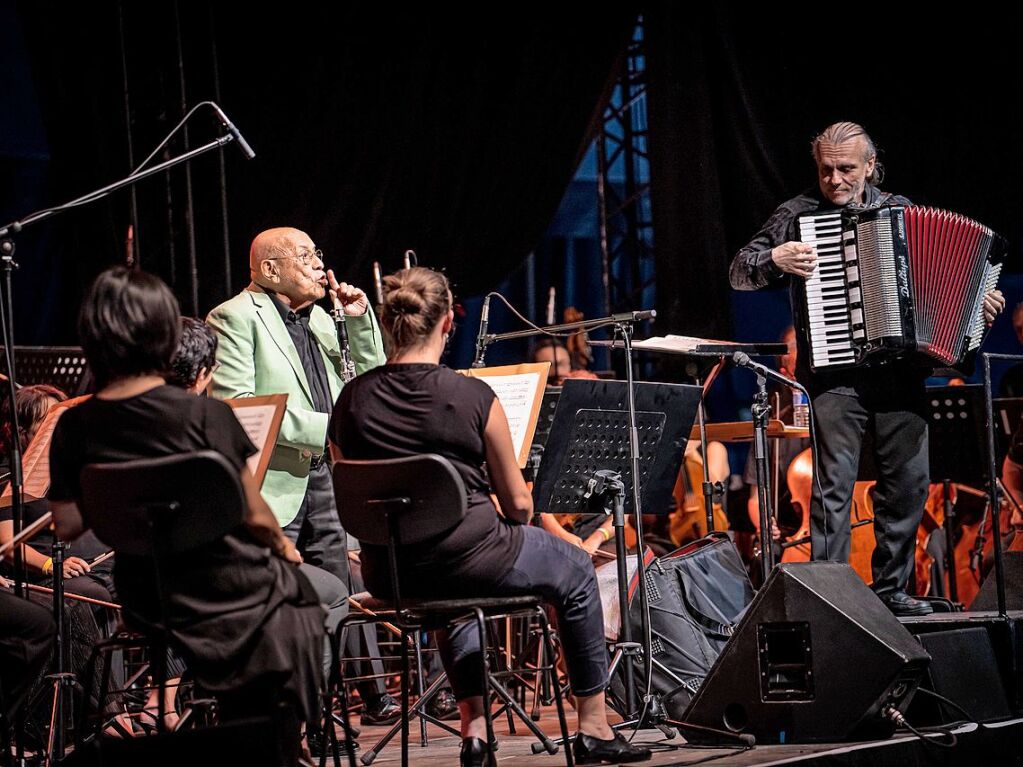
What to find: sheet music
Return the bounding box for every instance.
[0,396,88,507]
[460,363,549,467]
[224,395,286,486]
[633,335,723,351]
[231,405,278,477]
[474,373,539,458]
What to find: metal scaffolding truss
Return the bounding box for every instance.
[598,17,655,316]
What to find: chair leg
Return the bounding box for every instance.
[413,632,428,746]
[475,609,496,756]
[489,619,516,735]
[321,628,356,767]
[400,628,410,767]
[531,623,547,720]
[537,608,575,767]
[361,673,459,764]
[336,664,358,767]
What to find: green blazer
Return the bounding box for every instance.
[206,285,385,526]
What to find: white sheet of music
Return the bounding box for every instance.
[224,394,286,486]
[231,405,277,477]
[633,334,717,352]
[460,362,549,467]
[474,373,539,459]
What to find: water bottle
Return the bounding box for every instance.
[792,388,809,428]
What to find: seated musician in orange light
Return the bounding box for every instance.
[530,337,598,386]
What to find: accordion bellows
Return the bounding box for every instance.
[797,205,1004,371]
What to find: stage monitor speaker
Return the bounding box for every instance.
[682,563,930,744]
[970,551,1023,611]
[907,627,1012,725]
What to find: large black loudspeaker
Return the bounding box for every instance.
[683,563,930,744]
[971,551,1023,611]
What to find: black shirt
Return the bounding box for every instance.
[47,386,287,659]
[330,364,525,596]
[267,292,333,415]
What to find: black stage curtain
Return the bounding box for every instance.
[13,3,636,342]
[646,4,1023,346]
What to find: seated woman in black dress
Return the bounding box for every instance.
[47,266,326,731]
[329,267,650,766]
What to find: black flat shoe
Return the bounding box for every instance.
[306,729,360,758]
[574,732,652,764]
[459,737,497,767]
[360,693,402,726]
[880,590,934,617]
[425,688,460,721]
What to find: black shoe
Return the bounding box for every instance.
[306,730,359,758]
[360,693,402,726]
[881,590,934,617]
[425,688,460,721]
[459,737,496,767]
[574,732,652,765]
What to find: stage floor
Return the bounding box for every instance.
[345,710,1023,766]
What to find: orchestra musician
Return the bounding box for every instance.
[329,266,651,767]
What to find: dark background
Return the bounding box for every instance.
[2,2,1020,389]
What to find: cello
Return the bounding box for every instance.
[782,447,876,583]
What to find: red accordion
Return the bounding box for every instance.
[797,205,1005,371]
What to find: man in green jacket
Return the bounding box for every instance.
[208,225,385,569]
[207,227,398,731]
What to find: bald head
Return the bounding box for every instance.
[249,227,327,308]
[250,227,306,273]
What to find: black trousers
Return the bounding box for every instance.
[283,463,348,582]
[284,464,386,702]
[0,592,54,723]
[809,386,930,596]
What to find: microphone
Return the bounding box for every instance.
[546,287,555,325]
[609,309,657,323]
[210,103,256,160]
[372,261,384,306]
[473,294,491,368]
[403,249,414,270]
[732,351,800,389]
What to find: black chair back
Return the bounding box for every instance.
[333,454,467,547]
[79,450,245,556]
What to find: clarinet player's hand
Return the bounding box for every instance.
[326,269,369,317]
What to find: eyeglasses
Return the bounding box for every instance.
[266,249,323,267]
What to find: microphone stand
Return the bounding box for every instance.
[0,131,243,567]
[0,126,244,764]
[751,373,774,581]
[476,308,654,709]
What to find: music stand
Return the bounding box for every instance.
[925,385,988,603]
[523,386,561,483]
[0,345,91,395]
[533,378,700,715]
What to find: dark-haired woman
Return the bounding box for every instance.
[330,267,650,766]
[47,266,325,731]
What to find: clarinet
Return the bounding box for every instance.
[330,294,358,383]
